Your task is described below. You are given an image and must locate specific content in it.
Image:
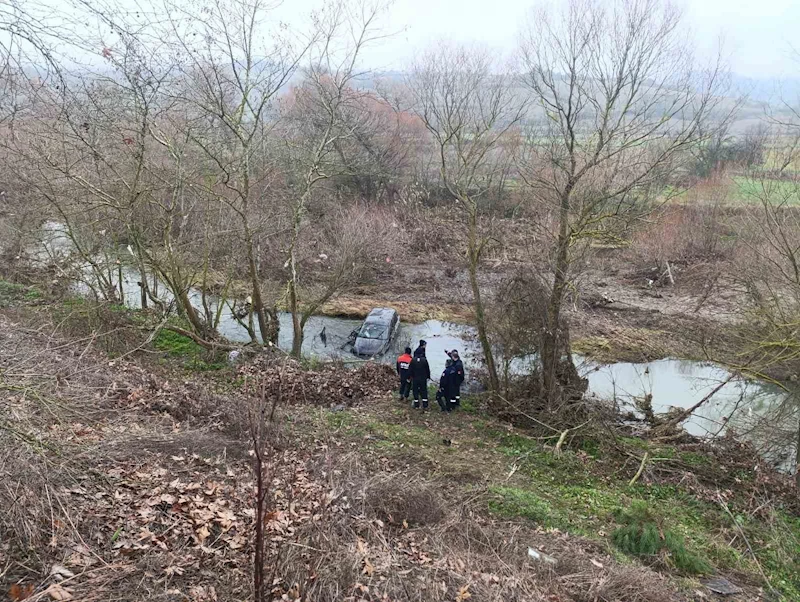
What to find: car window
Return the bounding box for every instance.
[358,322,388,340]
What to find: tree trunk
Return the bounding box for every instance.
[177,288,208,338]
[245,234,276,346]
[466,206,499,392]
[139,272,148,309]
[796,403,800,488]
[541,188,578,404]
[288,278,303,358]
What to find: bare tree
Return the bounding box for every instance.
[518,0,731,403]
[407,44,524,392]
[159,0,313,345]
[280,0,390,357]
[731,113,800,482]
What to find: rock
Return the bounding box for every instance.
[701,577,742,596]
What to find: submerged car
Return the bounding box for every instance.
[352,307,400,357]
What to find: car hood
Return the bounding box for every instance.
[353,337,384,356]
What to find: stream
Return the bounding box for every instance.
[35,222,797,468]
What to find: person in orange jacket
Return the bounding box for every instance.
[396,347,413,402]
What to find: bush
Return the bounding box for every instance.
[612,501,711,574]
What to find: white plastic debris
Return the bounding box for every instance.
[527,547,557,565]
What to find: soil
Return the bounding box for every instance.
[327,249,739,364]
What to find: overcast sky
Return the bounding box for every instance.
[272,0,799,79]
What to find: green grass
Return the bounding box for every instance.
[0,280,39,308]
[152,328,225,371]
[612,501,711,574]
[489,486,554,523]
[154,329,205,356]
[475,423,800,592]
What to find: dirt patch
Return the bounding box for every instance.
[319,295,472,323]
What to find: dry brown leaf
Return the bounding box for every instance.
[455,584,471,602]
[362,558,375,577]
[590,558,604,569]
[263,509,278,524]
[9,584,34,601]
[44,584,73,601]
[196,524,211,544]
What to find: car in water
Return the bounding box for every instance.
[352,307,400,357]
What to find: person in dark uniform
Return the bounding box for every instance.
[396,347,413,403]
[445,349,465,410]
[409,350,431,410]
[413,339,427,358]
[436,359,453,412]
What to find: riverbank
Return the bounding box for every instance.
[1,289,799,600]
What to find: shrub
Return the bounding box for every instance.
[612,501,711,574]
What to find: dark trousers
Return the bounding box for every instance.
[436,388,449,412]
[449,384,461,409]
[412,380,428,408]
[399,378,411,399]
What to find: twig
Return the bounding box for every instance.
[494,394,561,433]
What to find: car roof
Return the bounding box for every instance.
[364,307,397,325]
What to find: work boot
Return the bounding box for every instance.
[422,399,429,411]
[412,400,420,409]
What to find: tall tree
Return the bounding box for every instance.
[281,0,390,358]
[408,45,524,392]
[518,0,730,403]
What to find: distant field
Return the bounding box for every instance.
[669,175,800,207]
[731,176,800,205]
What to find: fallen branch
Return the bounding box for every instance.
[554,429,569,454]
[553,420,590,454]
[629,451,649,487]
[657,375,734,432]
[665,261,675,286]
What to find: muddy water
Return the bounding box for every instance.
[584,359,786,435]
[36,222,477,377]
[36,222,794,461]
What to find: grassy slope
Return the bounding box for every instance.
[3,283,799,599]
[309,394,800,599]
